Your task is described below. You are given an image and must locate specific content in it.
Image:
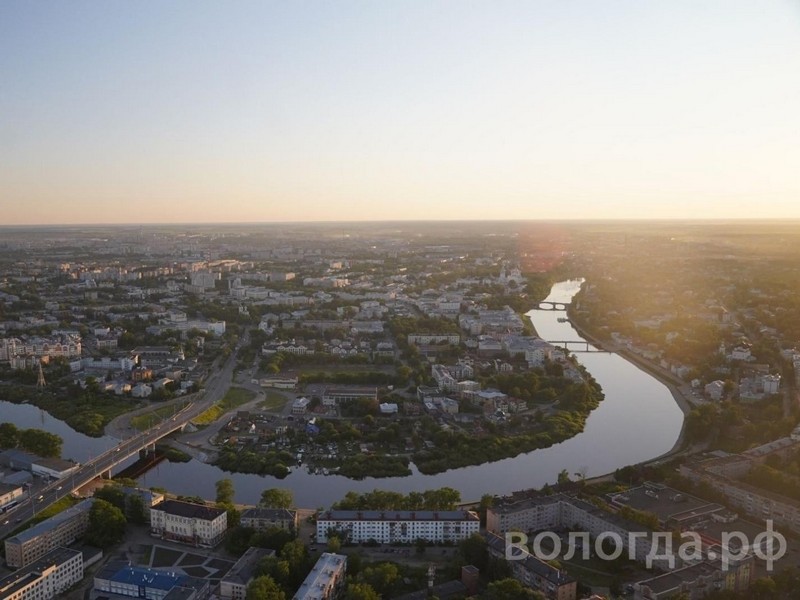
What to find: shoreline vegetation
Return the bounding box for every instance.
[212,274,609,479]
[567,283,692,462]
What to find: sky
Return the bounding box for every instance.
[1,1,799,225]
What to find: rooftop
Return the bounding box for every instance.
[152,499,226,520]
[7,498,94,545]
[293,553,346,600]
[221,547,275,586]
[319,510,479,522]
[0,547,81,598]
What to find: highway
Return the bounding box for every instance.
[0,330,247,542]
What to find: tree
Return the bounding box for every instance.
[327,536,342,553]
[17,428,62,457]
[260,488,293,509]
[0,422,19,448]
[84,499,127,549]
[246,575,286,600]
[359,562,400,597]
[94,484,126,512]
[344,583,380,600]
[127,493,148,525]
[486,578,544,600]
[556,469,571,485]
[216,478,235,505]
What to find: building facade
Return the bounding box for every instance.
[316,510,480,544]
[0,547,83,600]
[150,500,227,547]
[5,499,94,568]
[240,508,298,532]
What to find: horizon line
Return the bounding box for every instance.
[2,216,800,229]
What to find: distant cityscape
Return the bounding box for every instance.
[0,221,799,600]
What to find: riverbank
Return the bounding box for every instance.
[566,305,695,464]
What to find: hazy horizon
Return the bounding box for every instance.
[2,1,799,225]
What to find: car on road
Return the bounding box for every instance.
[56,486,62,490]
[2,520,8,525]
[37,495,44,501]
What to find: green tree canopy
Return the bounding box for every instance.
[216,478,235,505]
[260,488,293,509]
[344,583,380,600]
[486,578,544,600]
[84,499,127,549]
[246,575,286,600]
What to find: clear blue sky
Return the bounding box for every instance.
[1,1,799,224]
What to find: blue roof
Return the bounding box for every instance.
[109,566,187,591]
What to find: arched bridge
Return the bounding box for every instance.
[535,301,569,311]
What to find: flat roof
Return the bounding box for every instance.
[320,510,479,522]
[0,547,81,598]
[222,547,275,586]
[609,483,724,524]
[293,553,346,600]
[637,561,720,594]
[7,498,94,545]
[240,508,296,521]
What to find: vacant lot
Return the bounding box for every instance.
[193,387,256,425]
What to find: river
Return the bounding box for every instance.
[0,280,684,507]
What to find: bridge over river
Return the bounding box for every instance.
[0,402,205,540]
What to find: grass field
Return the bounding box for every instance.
[193,387,256,425]
[258,391,288,411]
[131,402,190,431]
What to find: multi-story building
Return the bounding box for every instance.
[0,482,25,511]
[292,553,347,600]
[219,547,275,600]
[486,493,671,569]
[407,333,461,346]
[91,561,210,600]
[149,500,227,547]
[321,386,378,407]
[0,547,83,600]
[5,499,94,568]
[485,532,576,600]
[316,510,480,544]
[240,508,298,533]
[634,556,753,600]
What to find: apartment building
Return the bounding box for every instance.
[240,508,298,533]
[0,547,83,600]
[292,553,347,600]
[5,499,94,568]
[316,510,480,544]
[486,493,671,569]
[150,500,227,547]
[485,532,576,600]
[219,547,275,600]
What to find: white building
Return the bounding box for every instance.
[0,547,83,600]
[150,500,227,547]
[293,553,347,600]
[316,510,480,544]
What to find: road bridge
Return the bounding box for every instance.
[547,340,607,353]
[0,402,205,540]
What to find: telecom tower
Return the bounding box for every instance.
[36,360,46,388]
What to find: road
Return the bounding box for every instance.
[1,331,249,542]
